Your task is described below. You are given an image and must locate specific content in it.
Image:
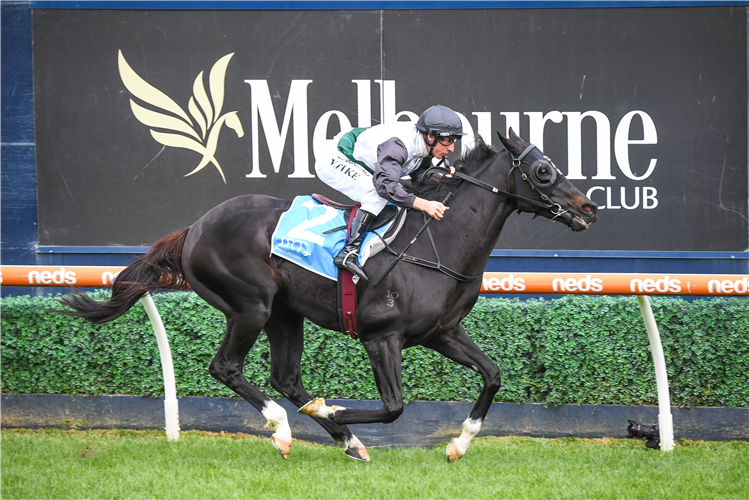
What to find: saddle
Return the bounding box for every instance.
[311,194,399,234]
[311,194,400,340]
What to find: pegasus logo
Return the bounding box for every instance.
[118,51,244,183]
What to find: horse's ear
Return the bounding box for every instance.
[496,128,524,155]
[508,127,524,143]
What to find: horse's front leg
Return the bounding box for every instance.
[299,334,405,425]
[423,324,501,462]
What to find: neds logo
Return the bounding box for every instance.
[552,275,603,292]
[630,276,681,293]
[28,268,77,285]
[482,275,526,292]
[102,271,121,285]
[708,277,748,294]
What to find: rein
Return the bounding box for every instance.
[372,207,483,287]
[373,191,483,287]
[450,148,568,219]
[372,142,574,286]
[399,212,485,282]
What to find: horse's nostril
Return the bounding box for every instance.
[581,203,596,214]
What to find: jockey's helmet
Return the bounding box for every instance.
[415,105,466,140]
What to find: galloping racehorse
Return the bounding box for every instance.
[61,130,598,462]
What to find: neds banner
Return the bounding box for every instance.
[32,7,747,250]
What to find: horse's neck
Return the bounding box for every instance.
[432,171,514,274]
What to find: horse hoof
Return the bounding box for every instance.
[345,442,371,462]
[446,439,464,463]
[298,397,325,417]
[272,435,291,460]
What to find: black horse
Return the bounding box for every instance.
[62,130,597,462]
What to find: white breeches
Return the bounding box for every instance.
[315,151,388,216]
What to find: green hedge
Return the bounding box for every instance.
[1,292,747,407]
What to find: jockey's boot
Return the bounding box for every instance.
[334,209,376,281]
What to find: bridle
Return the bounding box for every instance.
[429,141,571,223]
[504,142,569,222]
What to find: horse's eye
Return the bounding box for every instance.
[537,165,552,179]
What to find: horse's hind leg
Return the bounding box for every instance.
[181,209,297,459]
[423,325,501,463]
[264,300,370,462]
[205,302,294,459]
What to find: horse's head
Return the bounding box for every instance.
[497,128,598,231]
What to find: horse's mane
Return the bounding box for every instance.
[454,136,499,173]
[410,136,500,201]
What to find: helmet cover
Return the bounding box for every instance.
[415,105,467,138]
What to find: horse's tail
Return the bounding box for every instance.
[59,227,190,324]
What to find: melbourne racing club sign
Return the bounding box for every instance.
[32,7,746,251]
[119,49,662,211]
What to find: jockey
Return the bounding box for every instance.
[315,104,465,282]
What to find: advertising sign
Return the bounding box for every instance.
[3,265,748,296]
[32,7,747,250]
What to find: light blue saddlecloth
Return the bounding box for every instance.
[270,196,397,280]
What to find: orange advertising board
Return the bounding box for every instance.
[0,266,124,287]
[1,266,747,296]
[481,272,749,296]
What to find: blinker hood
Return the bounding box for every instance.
[511,143,566,212]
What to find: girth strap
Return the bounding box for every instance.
[336,205,360,340]
[337,268,358,340]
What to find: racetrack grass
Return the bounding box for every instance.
[2,429,747,499]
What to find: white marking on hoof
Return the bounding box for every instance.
[262,401,292,459]
[297,397,345,419]
[271,435,292,460]
[344,435,370,462]
[298,397,325,416]
[446,417,482,463]
[446,439,463,463]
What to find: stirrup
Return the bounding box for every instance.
[334,249,355,267]
[341,253,369,282]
